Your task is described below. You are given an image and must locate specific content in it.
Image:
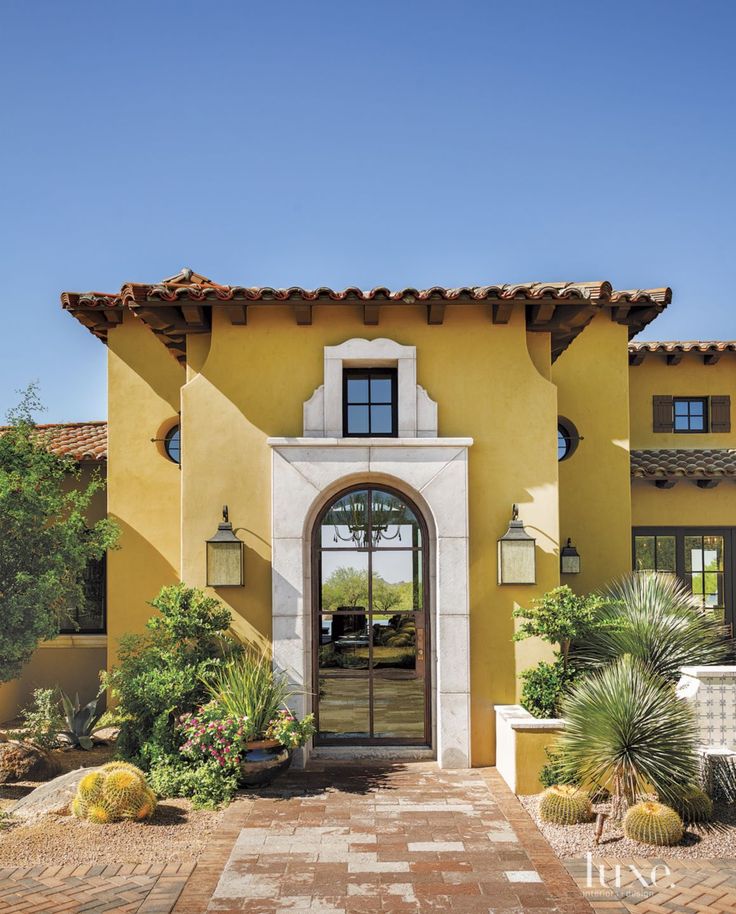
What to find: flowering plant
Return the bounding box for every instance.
[178,701,252,769]
[265,710,315,749]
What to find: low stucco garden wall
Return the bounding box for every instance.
[494,704,564,795]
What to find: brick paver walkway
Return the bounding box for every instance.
[564,856,736,913]
[0,862,193,914]
[174,761,592,913]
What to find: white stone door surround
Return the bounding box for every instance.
[268,437,473,769]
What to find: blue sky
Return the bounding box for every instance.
[1,1,734,422]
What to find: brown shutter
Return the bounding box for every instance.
[711,395,731,433]
[652,395,673,432]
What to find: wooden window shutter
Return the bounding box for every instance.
[711,395,731,432]
[652,395,673,432]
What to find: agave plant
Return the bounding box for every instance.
[558,654,698,817]
[59,690,104,750]
[575,573,732,681]
[203,647,292,740]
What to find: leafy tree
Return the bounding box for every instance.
[513,585,603,672]
[0,386,118,681]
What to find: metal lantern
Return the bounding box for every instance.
[560,538,581,575]
[206,506,244,587]
[497,504,536,585]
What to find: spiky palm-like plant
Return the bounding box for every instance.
[576,573,732,681]
[203,647,292,739]
[558,655,698,817]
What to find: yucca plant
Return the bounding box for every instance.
[558,654,698,818]
[575,573,732,681]
[203,647,292,740]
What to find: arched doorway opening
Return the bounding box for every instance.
[312,484,431,746]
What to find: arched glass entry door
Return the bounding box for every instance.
[313,485,430,745]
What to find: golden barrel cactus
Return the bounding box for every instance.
[623,801,684,846]
[672,787,713,825]
[539,785,593,825]
[72,762,156,824]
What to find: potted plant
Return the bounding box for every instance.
[179,648,314,787]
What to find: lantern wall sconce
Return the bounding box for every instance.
[206,505,244,587]
[497,504,536,585]
[560,538,581,575]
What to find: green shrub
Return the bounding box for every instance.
[539,785,593,825]
[558,655,698,817]
[12,688,63,750]
[148,756,238,810]
[520,659,578,719]
[623,801,684,846]
[540,745,579,789]
[577,573,732,680]
[104,584,239,768]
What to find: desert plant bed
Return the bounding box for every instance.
[521,793,736,860]
[0,743,230,867]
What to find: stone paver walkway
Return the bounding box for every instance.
[174,761,592,913]
[0,862,193,914]
[564,855,736,913]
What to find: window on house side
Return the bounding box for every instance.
[343,369,398,437]
[60,556,106,634]
[673,397,708,433]
[164,424,181,463]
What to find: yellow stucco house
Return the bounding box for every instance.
[2,270,734,771]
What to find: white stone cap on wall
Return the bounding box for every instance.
[267,437,474,447]
[494,704,565,730]
[679,666,736,677]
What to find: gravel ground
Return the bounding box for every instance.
[521,793,736,859]
[0,742,229,866]
[0,798,227,866]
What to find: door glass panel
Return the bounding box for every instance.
[318,676,369,739]
[321,552,369,611]
[371,490,422,548]
[684,534,725,610]
[372,550,422,611]
[321,490,370,548]
[318,614,370,670]
[634,536,655,571]
[372,677,425,739]
[371,614,417,671]
[655,536,676,572]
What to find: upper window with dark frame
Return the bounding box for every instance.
[60,556,106,634]
[343,369,397,437]
[673,397,708,433]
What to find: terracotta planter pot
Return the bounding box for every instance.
[238,739,292,787]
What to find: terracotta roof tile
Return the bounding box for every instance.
[0,421,107,461]
[630,340,736,354]
[631,448,736,479]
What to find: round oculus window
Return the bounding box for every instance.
[557,418,579,461]
[164,425,181,464]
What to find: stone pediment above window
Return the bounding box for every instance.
[303,338,438,438]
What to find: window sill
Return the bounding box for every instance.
[39,634,107,649]
[268,436,474,447]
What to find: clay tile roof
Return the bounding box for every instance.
[0,421,108,461]
[631,448,736,479]
[629,340,736,354]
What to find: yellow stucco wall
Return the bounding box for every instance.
[629,351,736,450]
[103,303,562,766]
[106,313,184,653]
[552,314,633,594]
